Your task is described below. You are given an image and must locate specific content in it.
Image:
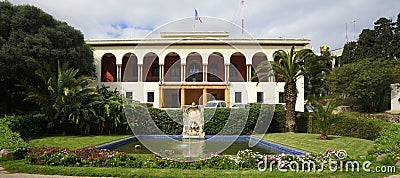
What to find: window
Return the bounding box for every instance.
[230,64,238,79]
[151,64,159,77]
[171,67,180,77]
[188,63,200,75]
[126,92,133,99]
[209,63,218,75]
[147,92,154,102]
[235,92,242,103]
[257,92,263,103]
[279,92,285,103]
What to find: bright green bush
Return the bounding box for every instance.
[372,124,400,162]
[0,114,47,139]
[308,113,390,140]
[0,122,30,158]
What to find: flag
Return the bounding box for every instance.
[194,9,202,23]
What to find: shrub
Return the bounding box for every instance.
[296,112,309,133]
[308,102,341,139]
[372,124,400,162]
[203,108,230,135]
[308,113,390,140]
[0,114,47,139]
[0,122,30,159]
[267,104,286,133]
[150,108,183,135]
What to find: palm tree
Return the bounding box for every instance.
[255,46,314,133]
[26,61,98,133]
[309,101,340,139]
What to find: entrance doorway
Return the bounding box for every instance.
[185,89,203,105]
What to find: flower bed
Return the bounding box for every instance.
[27,146,351,170]
[26,146,138,167]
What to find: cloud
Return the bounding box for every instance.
[8,0,400,51]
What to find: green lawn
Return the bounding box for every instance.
[27,135,131,149]
[0,159,396,178]
[261,133,373,158]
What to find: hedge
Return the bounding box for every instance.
[307,113,391,140]
[0,104,287,137]
[129,104,287,135]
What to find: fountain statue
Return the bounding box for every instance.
[182,102,205,139]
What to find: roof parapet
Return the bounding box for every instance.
[160,31,229,38]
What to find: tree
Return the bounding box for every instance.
[341,13,400,64]
[96,86,125,134]
[303,46,332,99]
[330,13,400,112]
[0,2,95,114]
[326,58,400,112]
[255,46,314,133]
[309,101,340,140]
[26,62,97,134]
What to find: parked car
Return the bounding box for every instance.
[204,100,227,108]
[304,105,315,112]
[231,103,250,109]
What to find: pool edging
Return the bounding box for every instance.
[95,135,308,155]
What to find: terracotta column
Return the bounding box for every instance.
[202,88,207,105]
[181,87,185,107]
[159,87,163,108]
[224,87,230,108]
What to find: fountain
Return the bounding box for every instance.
[182,102,205,139]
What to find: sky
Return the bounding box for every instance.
[7,0,400,52]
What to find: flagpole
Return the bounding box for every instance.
[194,19,196,31]
[241,0,245,37]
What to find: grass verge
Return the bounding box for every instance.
[0,159,397,178]
[261,133,373,158]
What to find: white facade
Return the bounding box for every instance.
[391,83,400,113]
[87,32,310,112]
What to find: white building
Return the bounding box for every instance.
[86,32,310,112]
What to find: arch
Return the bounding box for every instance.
[186,52,203,82]
[101,53,117,82]
[251,52,269,82]
[207,52,224,82]
[164,52,181,82]
[122,53,138,82]
[143,52,159,82]
[273,54,285,82]
[229,52,246,82]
